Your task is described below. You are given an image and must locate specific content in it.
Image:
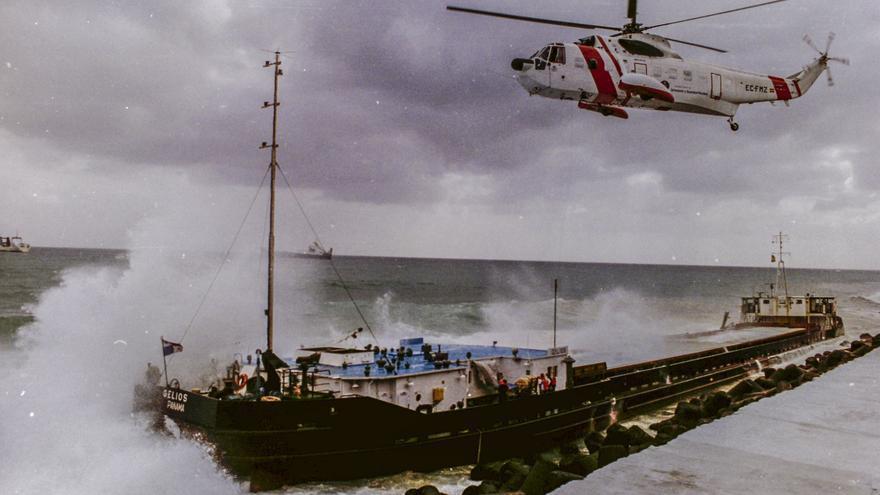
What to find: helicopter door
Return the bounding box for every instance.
[534,46,551,87]
[548,45,565,88]
[710,73,722,99]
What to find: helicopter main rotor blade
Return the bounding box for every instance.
[446,6,620,32]
[662,36,728,53]
[640,0,787,31]
[627,0,638,24]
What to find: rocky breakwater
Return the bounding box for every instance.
[650,333,879,446]
[401,333,880,495]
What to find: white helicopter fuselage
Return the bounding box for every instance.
[515,33,826,123]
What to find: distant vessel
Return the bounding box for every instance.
[293,241,332,260]
[0,235,30,253]
[727,232,844,337]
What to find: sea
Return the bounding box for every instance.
[3,247,880,494]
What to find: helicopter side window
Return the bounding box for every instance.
[618,39,665,58]
[550,46,566,64]
[578,36,596,46]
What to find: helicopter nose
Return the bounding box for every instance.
[511,58,533,71]
[516,73,540,93]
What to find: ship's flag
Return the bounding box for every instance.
[162,338,183,356]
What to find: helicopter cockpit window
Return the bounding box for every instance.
[538,46,551,61]
[549,46,565,64]
[618,39,665,58]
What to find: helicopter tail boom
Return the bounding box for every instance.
[785,58,826,97]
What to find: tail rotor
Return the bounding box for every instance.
[803,32,849,87]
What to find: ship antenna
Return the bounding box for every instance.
[260,51,282,352]
[772,232,790,316]
[553,278,558,349]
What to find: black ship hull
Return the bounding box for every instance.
[159,327,830,484]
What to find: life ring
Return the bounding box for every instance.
[235,373,248,390]
[260,395,281,402]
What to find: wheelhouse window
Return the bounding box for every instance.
[618,39,665,57]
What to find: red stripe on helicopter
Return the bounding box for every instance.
[595,36,622,76]
[577,45,617,104]
[769,76,792,100]
[792,79,802,97]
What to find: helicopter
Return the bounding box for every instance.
[447,0,848,131]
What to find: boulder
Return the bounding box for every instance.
[461,486,481,495]
[773,364,804,384]
[560,439,585,455]
[775,380,793,392]
[673,401,703,428]
[598,444,628,468]
[656,422,689,438]
[701,391,732,418]
[754,378,776,391]
[520,456,556,495]
[872,333,880,347]
[648,419,671,432]
[498,460,530,492]
[761,367,777,379]
[543,470,584,493]
[823,349,848,369]
[728,379,764,399]
[476,481,498,494]
[732,395,761,410]
[627,425,653,446]
[652,432,674,446]
[603,423,632,448]
[801,369,819,382]
[558,453,598,477]
[478,481,498,494]
[470,461,504,481]
[417,486,441,495]
[584,431,606,454]
[629,443,651,454]
[852,344,871,358]
[405,489,421,495]
[859,332,873,341]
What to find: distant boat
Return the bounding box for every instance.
[293,241,332,260]
[724,232,844,337]
[0,235,30,253]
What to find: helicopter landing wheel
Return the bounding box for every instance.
[727,117,739,132]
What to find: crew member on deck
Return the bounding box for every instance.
[497,374,509,402]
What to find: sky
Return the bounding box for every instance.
[1,0,878,269]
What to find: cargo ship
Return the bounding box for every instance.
[731,232,843,335]
[146,54,844,490]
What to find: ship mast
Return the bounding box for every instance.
[772,231,790,316]
[260,51,283,352]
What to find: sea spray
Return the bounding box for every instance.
[0,182,309,494]
[0,263,243,494]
